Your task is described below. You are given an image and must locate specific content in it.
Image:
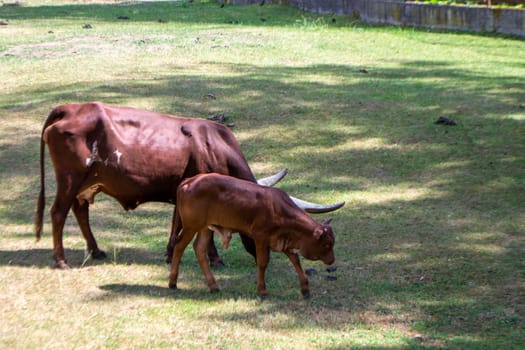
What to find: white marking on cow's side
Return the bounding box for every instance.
[114,149,122,164]
[86,141,99,167]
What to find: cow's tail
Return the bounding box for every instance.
[35,107,64,241]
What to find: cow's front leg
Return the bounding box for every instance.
[240,233,257,261]
[255,243,270,298]
[206,234,225,267]
[285,251,310,298]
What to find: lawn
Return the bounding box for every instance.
[0,0,524,349]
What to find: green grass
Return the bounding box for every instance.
[1,1,524,349]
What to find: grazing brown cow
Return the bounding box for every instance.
[35,102,344,268]
[169,173,336,298]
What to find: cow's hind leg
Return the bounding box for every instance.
[50,172,84,269]
[194,230,219,292]
[165,207,180,264]
[50,198,71,269]
[169,227,196,290]
[166,208,225,267]
[285,251,310,298]
[72,200,106,260]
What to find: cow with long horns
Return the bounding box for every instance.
[169,173,336,297]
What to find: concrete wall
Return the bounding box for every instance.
[228,0,525,37]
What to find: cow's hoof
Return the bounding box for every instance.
[168,282,178,290]
[91,249,107,260]
[256,294,267,302]
[209,287,220,293]
[301,290,311,299]
[165,250,173,264]
[54,261,72,269]
[210,260,226,268]
[257,290,268,301]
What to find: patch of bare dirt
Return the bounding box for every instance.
[2,34,180,59]
[3,36,126,58]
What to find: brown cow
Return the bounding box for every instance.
[35,102,344,268]
[169,173,336,298]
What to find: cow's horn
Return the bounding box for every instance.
[289,196,345,214]
[257,168,288,187]
[257,169,344,213]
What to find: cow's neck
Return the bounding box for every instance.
[282,212,318,239]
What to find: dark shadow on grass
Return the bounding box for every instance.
[97,281,263,302]
[0,246,166,268]
[99,283,175,298]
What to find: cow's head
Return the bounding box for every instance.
[300,219,335,265]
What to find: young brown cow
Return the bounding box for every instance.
[169,173,336,298]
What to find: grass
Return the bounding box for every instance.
[1,0,524,349]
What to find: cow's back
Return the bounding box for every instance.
[42,102,256,208]
[177,174,294,234]
[99,104,255,182]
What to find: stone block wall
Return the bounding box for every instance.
[228,0,525,37]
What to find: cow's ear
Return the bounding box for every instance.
[313,227,323,239]
[322,218,333,225]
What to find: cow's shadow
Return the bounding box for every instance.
[97,283,224,300]
[96,280,353,331]
[0,247,164,268]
